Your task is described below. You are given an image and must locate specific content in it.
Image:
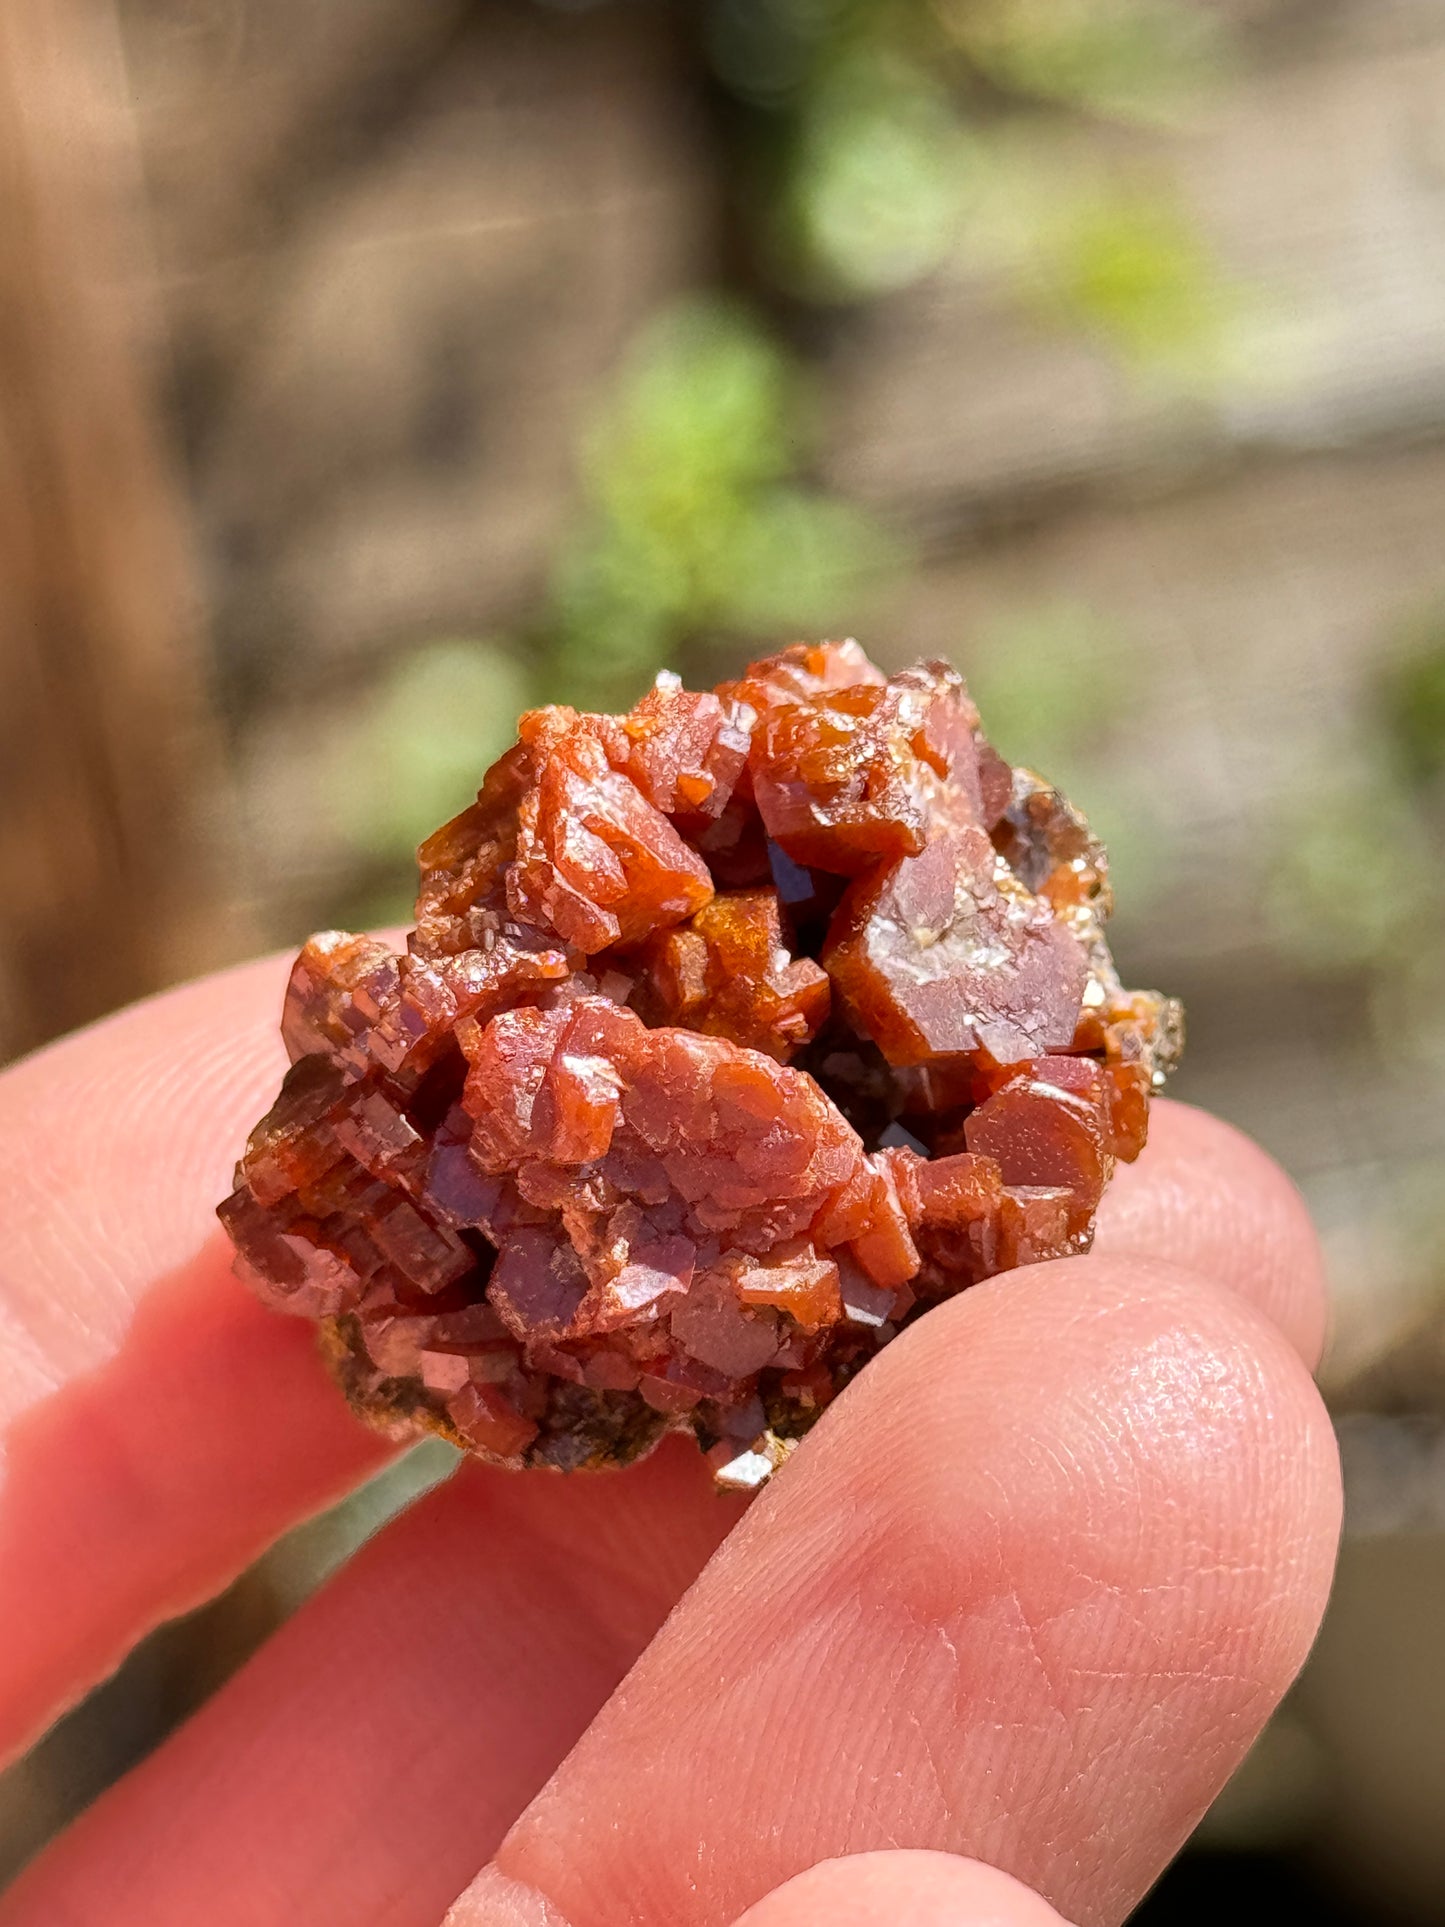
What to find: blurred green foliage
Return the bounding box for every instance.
[1266,604,1445,1068]
[706,0,1231,364]
[779,58,969,296]
[964,598,1167,913]
[1017,182,1233,370]
[955,0,1217,118]
[346,0,1239,890]
[329,639,533,864]
[1268,769,1437,978]
[1382,607,1445,794]
[336,295,902,922]
[539,300,899,708]
[962,598,1121,757]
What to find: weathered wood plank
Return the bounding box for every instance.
[0,0,241,1059]
[828,13,1445,535]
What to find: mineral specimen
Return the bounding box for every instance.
[220,642,1181,1488]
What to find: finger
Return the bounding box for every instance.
[2,1225,1333,1919]
[450,1256,1340,1927]
[446,1852,1077,1927]
[1093,1099,1328,1369]
[728,1853,1073,1927]
[0,1052,1325,1916]
[0,953,1317,1772]
[0,1439,742,1927]
[0,955,389,1760]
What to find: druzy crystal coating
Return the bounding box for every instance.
[220,643,1181,1487]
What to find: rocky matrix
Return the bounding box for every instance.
[221,643,1182,1489]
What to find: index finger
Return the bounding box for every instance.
[0,955,389,1762]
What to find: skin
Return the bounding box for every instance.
[0,954,1340,1927]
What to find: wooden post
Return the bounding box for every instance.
[0,0,242,1063]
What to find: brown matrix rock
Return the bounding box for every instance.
[220,643,1182,1488]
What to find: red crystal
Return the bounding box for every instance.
[824,825,1089,1067]
[220,641,1182,1483]
[631,888,831,1062]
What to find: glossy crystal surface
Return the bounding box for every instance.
[220,643,1182,1484]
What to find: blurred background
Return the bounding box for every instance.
[3,0,1445,1917]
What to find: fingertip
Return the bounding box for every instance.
[486,1251,1343,1927]
[730,1852,1074,1926]
[756,1253,1344,1916]
[822,1253,1342,1663]
[1094,1099,1329,1370]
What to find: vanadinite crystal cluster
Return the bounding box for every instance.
[221,643,1181,1488]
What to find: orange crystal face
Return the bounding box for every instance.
[219,643,1182,1487]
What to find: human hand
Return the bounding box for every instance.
[0,954,1339,1926]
